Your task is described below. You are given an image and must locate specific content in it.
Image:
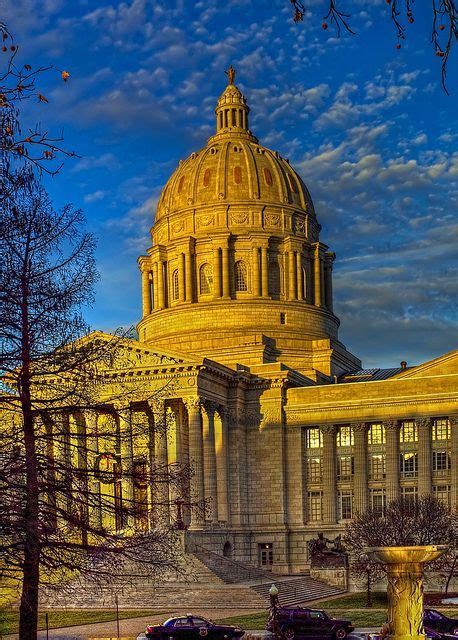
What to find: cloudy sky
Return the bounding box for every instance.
[4,0,457,368]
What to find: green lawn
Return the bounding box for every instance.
[0,608,166,636]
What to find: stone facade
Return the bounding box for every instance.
[47,75,458,575]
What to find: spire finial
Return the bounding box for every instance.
[225,65,236,85]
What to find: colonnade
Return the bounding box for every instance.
[309,417,457,524]
[139,240,335,315]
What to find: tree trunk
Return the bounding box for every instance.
[366,569,372,608]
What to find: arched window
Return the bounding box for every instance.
[199,263,213,295]
[234,166,242,184]
[264,167,273,186]
[287,173,298,194]
[203,168,211,187]
[177,175,185,194]
[268,260,281,297]
[172,269,179,300]
[234,260,248,292]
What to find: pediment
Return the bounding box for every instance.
[392,349,458,379]
[81,331,198,370]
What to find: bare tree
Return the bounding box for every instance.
[0,172,197,640]
[343,496,457,605]
[289,1,457,93]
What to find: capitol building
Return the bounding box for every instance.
[71,72,457,574]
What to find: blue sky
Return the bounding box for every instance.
[5,0,457,368]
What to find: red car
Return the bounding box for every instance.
[145,615,245,640]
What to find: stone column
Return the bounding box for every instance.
[261,246,269,298]
[252,246,261,297]
[288,251,296,300]
[417,417,432,497]
[385,420,400,503]
[202,403,218,523]
[84,411,102,531]
[185,250,193,302]
[314,244,323,307]
[185,397,205,528]
[296,250,303,300]
[324,252,335,312]
[216,406,229,522]
[178,252,186,303]
[352,423,368,514]
[141,268,152,317]
[157,261,165,310]
[451,416,458,511]
[152,263,159,310]
[118,408,134,529]
[213,246,222,299]
[150,400,170,527]
[222,241,231,299]
[321,425,337,523]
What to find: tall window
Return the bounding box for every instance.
[338,455,354,481]
[307,457,322,482]
[308,491,322,521]
[172,269,179,300]
[234,261,248,292]
[337,425,354,447]
[370,489,386,516]
[402,486,418,502]
[433,419,450,440]
[400,452,418,478]
[434,485,451,508]
[199,263,213,295]
[370,453,386,479]
[433,450,451,472]
[306,428,322,449]
[268,260,281,297]
[400,421,417,443]
[369,423,385,445]
[338,491,353,520]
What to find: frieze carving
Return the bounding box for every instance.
[197,214,215,227]
[265,213,281,227]
[231,211,248,225]
[171,220,184,234]
[416,417,431,429]
[294,215,306,234]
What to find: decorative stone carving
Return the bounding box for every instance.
[183,397,203,413]
[171,220,184,234]
[384,420,399,431]
[350,422,367,432]
[294,215,306,234]
[231,211,248,225]
[265,213,281,227]
[198,214,215,227]
[319,424,336,435]
[416,417,431,429]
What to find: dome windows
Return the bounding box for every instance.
[172,269,179,300]
[234,261,248,292]
[287,173,299,194]
[264,167,273,186]
[203,168,211,187]
[234,166,242,185]
[199,263,213,295]
[177,175,185,194]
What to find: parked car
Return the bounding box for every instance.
[424,609,458,639]
[145,615,245,640]
[266,606,354,640]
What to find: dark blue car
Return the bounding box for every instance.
[145,615,245,640]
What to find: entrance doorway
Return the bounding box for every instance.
[259,543,273,568]
[223,541,232,558]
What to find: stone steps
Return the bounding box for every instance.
[192,549,271,584]
[251,576,344,606]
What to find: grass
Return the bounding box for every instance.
[0,608,166,636]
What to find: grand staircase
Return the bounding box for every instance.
[39,542,345,610]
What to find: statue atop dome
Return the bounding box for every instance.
[225,64,236,85]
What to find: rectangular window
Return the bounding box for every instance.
[370,489,386,516]
[400,421,417,443]
[338,455,354,480]
[432,419,450,441]
[368,423,386,445]
[308,491,322,521]
[400,452,418,477]
[401,486,418,502]
[338,491,353,520]
[337,425,354,447]
[306,428,322,449]
[370,453,386,479]
[433,450,451,472]
[434,485,451,508]
[307,457,322,482]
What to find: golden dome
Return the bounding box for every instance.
[154,79,316,223]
